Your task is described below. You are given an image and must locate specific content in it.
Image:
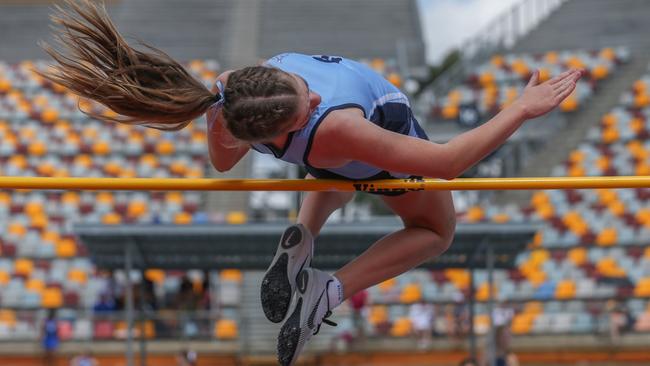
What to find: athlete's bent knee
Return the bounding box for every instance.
[407,216,456,258]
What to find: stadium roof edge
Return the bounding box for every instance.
[75,221,538,270]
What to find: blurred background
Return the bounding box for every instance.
[1,0,650,365]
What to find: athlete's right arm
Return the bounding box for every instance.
[207,115,250,172]
[322,69,583,179]
[206,71,250,172]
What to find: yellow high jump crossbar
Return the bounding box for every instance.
[1,176,650,192]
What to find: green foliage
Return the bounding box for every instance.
[414,49,461,96]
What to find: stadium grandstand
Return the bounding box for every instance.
[0,0,650,365]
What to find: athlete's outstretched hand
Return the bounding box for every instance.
[514,68,584,120]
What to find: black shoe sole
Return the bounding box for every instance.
[261,253,292,323]
[277,297,303,366]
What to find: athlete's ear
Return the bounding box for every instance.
[309,91,321,110]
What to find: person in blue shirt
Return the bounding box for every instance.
[42,310,59,366]
[41,2,583,364]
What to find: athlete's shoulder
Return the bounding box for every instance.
[266,52,312,65]
[267,53,351,65]
[315,108,365,142]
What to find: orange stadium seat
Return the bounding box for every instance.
[389,317,412,337]
[490,55,504,67]
[214,319,238,339]
[378,278,396,293]
[476,282,497,302]
[479,72,495,87]
[14,259,33,276]
[156,140,175,155]
[127,200,148,219]
[102,212,122,225]
[560,93,578,112]
[511,313,535,335]
[0,310,16,328]
[491,213,510,223]
[442,104,459,120]
[56,238,77,257]
[601,127,620,143]
[596,228,617,246]
[42,288,63,308]
[597,258,626,278]
[599,48,616,61]
[25,278,45,292]
[368,305,388,326]
[0,271,10,286]
[68,269,87,285]
[555,280,576,299]
[634,278,650,297]
[544,51,559,64]
[174,212,192,225]
[225,211,246,225]
[399,283,422,304]
[145,269,165,284]
[92,141,111,155]
[567,247,587,266]
[539,68,552,82]
[445,269,470,290]
[591,64,610,80]
[466,206,485,222]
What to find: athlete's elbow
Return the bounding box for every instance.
[211,159,233,173]
[426,158,460,180]
[437,145,464,180]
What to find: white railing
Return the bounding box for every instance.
[431,0,571,96]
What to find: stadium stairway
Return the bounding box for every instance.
[514,0,650,54]
[493,49,650,206]
[241,271,341,356]
[489,0,650,206]
[241,271,278,354]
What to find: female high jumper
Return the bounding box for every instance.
[40,1,583,364]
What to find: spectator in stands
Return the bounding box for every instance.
[69,350,98,366]
[409,300,435,349]
[459,358,478,366]
[198,274,213,310]
[41,2,583,364]
[349,289,368,343]
[608,301,634,343]
[176,349,197,366]
[480,325,519,366]
[174,276,197,310]
[93,293,117,314]
[42,310,59,366]
[496,325,519,366]
[493,301,514,328]
[175,276,199,337]
[452,292,470,341]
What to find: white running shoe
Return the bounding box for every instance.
[277,268,337,366]
[261,224,314,323]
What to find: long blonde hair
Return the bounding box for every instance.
[38,0,218,131]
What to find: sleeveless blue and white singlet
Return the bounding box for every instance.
[250,53,429,180]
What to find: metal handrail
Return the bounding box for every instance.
[430,0,570,97]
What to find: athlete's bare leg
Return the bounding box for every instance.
[296,174,354,235]
[333,190,456,298]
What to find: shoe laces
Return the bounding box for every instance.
[314,310,337,335]
[313,280,338,335]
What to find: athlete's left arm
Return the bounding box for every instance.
[318,69,582,179]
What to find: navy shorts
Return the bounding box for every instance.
[306,114,430,197]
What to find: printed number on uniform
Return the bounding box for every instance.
[313,55,342,63]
